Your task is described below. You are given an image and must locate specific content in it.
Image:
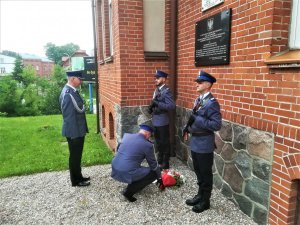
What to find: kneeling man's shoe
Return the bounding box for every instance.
[185,195,202,206]
[121,190,137,202]
[192,200,210,213]
[72,181,90,187]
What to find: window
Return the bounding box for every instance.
[99,0,113,62]
[108,0,113,56]
[143,0,167,59]
[289,0,300,49]
[0,67,6,73]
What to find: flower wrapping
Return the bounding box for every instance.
[161,170,185,187]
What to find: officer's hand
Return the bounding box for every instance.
[182,126,189,135]
[156,178,165,191]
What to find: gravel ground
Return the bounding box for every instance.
[0,158,257,225]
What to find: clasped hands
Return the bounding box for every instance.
[147,99,159,114]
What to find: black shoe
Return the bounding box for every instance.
[186,195,202,206]
[81,176,90,182]
[121,189,137,202]
[192,200,210,213]
[72,181,90,187]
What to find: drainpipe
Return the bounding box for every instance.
[169,0,177,157]
[92,0,100,133]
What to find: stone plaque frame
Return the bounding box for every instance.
[195,9,232,66]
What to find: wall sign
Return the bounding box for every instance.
[202,0,224,12]
[83,56,96,82]
[195,9,231,66]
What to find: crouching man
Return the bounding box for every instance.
[111,122,164,202]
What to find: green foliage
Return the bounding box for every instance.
[12,55,24,82]
[0,114,113,178]
[0,76,19,115]
[1,50,19,58]
[44,42,80,65]
[39,65,67,115]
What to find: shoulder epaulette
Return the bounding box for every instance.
[65,89,70,93]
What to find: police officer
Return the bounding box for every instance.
[184,70,222,213]
[59,70,90,187]
[111,122,164,202]
[148,70,175,169]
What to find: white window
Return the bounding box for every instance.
[289,0,300,49]
[143,0,165,52]
[108,0,113,56]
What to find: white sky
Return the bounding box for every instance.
[0,0,94,57]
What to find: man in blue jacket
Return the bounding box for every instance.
[148,70,175,169]
[59,70,90,187]
[183,70,222,213]
[111,122,164,202]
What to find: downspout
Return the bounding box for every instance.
[169,0,177,156]
[92,0,100,133]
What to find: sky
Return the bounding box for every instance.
[0,0,94,57]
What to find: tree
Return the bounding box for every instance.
[44,42,80,65]
[0,76,19,115]
[1,50,19,58]
[39,65,67,115]
[12,55,24,82]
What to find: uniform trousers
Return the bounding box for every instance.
[191,151,214,200]
[125,171,157,196]
[66,136,85,185]
[154,125,170,162]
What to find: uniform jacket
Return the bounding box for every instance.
[111,133,161,184]
[151,85,175,127]
[59,85,88,138]
[189,93,222,153]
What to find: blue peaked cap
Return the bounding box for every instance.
[155,70,168,78]
[139,124,154,133]
[195,70,216,83]
[66,70,83,78]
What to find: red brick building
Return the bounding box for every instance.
[95,1,300,224]
[21,54,54,77]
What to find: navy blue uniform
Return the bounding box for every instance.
[59,84,88,185]
[151,85,175,168]
[189,92,222,201]
[111,133,161,197]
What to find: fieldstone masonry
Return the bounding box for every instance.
[115,106,274,224]
[177,108,274,225]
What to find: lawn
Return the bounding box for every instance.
[0,114,114,178]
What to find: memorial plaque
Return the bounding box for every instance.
[195,9,231,66]
[83,56,96,82]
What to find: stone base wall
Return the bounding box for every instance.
[176,107,274,225]
[115,105,151,144]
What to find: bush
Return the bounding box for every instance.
[0,76,20,116]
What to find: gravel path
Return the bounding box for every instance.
[0,158,256,225]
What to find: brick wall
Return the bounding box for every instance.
[97,0,171,149]
[176,0,299,224]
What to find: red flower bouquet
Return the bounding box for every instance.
[161,170,185,187]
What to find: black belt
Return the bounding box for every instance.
[191,132,213,137]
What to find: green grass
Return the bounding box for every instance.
[0,114,113,178]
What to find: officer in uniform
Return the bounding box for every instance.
[183,70,222,213]
[111,122,165,202]
[59,70,90,187]
[148,70,175,169]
